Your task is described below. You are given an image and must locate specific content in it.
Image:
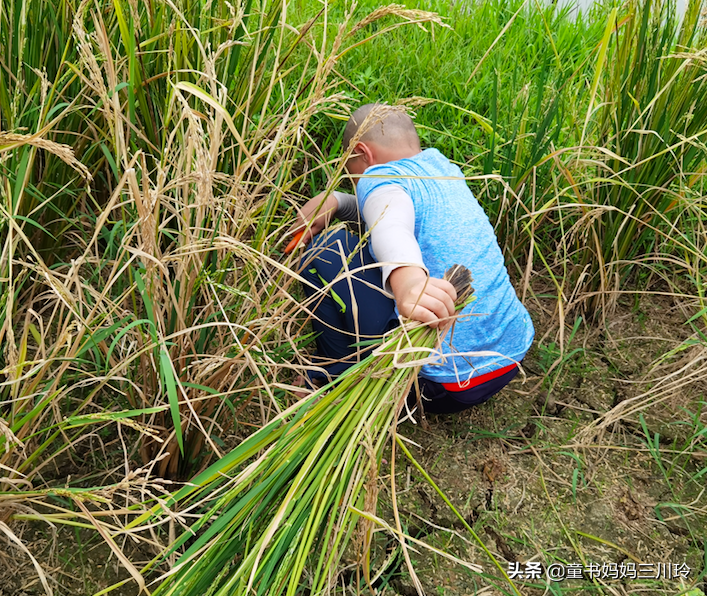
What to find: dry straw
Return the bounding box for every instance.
[1,2,469,593]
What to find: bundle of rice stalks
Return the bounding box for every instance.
[136,265,504,595]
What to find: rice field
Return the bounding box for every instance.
[0,0,706,595]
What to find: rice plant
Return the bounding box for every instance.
[134,265,518,596]
[327,0,611,213]
[1,0,458,590]
[566,0,707,311]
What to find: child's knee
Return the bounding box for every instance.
[307,228,359,253]
[299,228,362,284]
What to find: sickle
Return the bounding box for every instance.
[284,230,305,254]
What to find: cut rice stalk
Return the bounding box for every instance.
[148,265,477,596]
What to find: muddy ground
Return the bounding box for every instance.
[1,294,706,596]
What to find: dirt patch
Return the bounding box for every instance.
[0,524,140,596]
[373,293,707,595]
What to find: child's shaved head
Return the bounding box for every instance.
[343,104,420,152]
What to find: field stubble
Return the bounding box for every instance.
[382,290,707,596]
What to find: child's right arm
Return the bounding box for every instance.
[289,190,357,246]
[389,266,456,329]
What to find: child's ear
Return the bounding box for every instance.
[355,141,374,166]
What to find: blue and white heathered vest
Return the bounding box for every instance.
[356,148,534,384]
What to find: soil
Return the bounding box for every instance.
[1,293,706,596]
[375,292,707,596]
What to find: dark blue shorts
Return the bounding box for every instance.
[411,366,519,414]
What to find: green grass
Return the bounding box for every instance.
[320,0,609,189]
[311,0,707,315]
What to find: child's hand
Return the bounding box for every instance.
[389,266,457,328]
[288,191,339,249]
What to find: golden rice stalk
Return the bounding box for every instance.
[0,132,91,180]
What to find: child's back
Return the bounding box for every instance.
[357,147,534,382]
[292,104,534,412]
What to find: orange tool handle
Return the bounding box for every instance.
[284,230,305,254]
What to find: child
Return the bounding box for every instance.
[292,104,534,414]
